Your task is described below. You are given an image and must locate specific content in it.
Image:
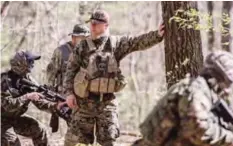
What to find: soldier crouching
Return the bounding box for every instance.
[132,51,233,146]
[1,51,61,146]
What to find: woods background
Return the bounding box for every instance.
[1,1,233,145]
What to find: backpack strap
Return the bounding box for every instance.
[59,42,72,62]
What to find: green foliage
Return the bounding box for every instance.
[169,8,232,36]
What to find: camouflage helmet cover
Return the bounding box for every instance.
[204,51,233,85]
[10,51,40,75]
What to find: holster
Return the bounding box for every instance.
[49,113,59,133]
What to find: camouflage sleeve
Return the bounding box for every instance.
[46,48,62,86]
[1,73,30,111]
[32,99,57,113]
[139,85,179,145]
[1,93,29,112]
[179,91,233,145]
[63,48,81,96]
[115,30,163,60]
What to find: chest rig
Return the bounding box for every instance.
[74,36,126,99]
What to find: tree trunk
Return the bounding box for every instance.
[1,1,10,22]
[161,1,203,88]
[207,1,215,51]
[221,1,232,52]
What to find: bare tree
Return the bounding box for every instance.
[207,1,215,51]
[161,1,203,88]
[1,1,10,16]
[221,1,232,51]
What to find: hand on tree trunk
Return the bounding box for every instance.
[158,23,165,37]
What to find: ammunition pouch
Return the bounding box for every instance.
[74,69,126,98]
[73,68,89,98]
[89,77,126,93]
[89,78,115,93]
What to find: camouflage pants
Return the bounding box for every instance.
[1,114,48,146]
[64,96,120,146]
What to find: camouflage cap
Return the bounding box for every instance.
[204,51,233,85]
[68,24,90,37]
[10,51,41,75]
[86,10,109,24]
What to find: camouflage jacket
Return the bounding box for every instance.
[46,41,74,94]
[137,76,233,146]
[64,30,163,96]
[1,70,57,118]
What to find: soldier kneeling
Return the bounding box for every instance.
[133,51,233,146]
[1,51,62,146]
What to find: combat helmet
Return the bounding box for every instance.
[10,51,41,75]
[202,51,233,87]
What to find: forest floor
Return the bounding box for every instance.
[19,130,141,146]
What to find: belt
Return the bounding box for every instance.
[87,92,114,101]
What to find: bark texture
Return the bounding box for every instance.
[162,1,203,88]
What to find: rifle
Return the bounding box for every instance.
[17,78,72,132]
[211,98,233,125]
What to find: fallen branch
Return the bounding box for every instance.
[120,130,142,137]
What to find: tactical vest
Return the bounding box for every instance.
[57,42,72,93]
[74,36,126,98]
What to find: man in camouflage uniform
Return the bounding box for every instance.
[63,10,165,146]
[132,51,233,146]
[1,51,61,146]
[46,24,90,95]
